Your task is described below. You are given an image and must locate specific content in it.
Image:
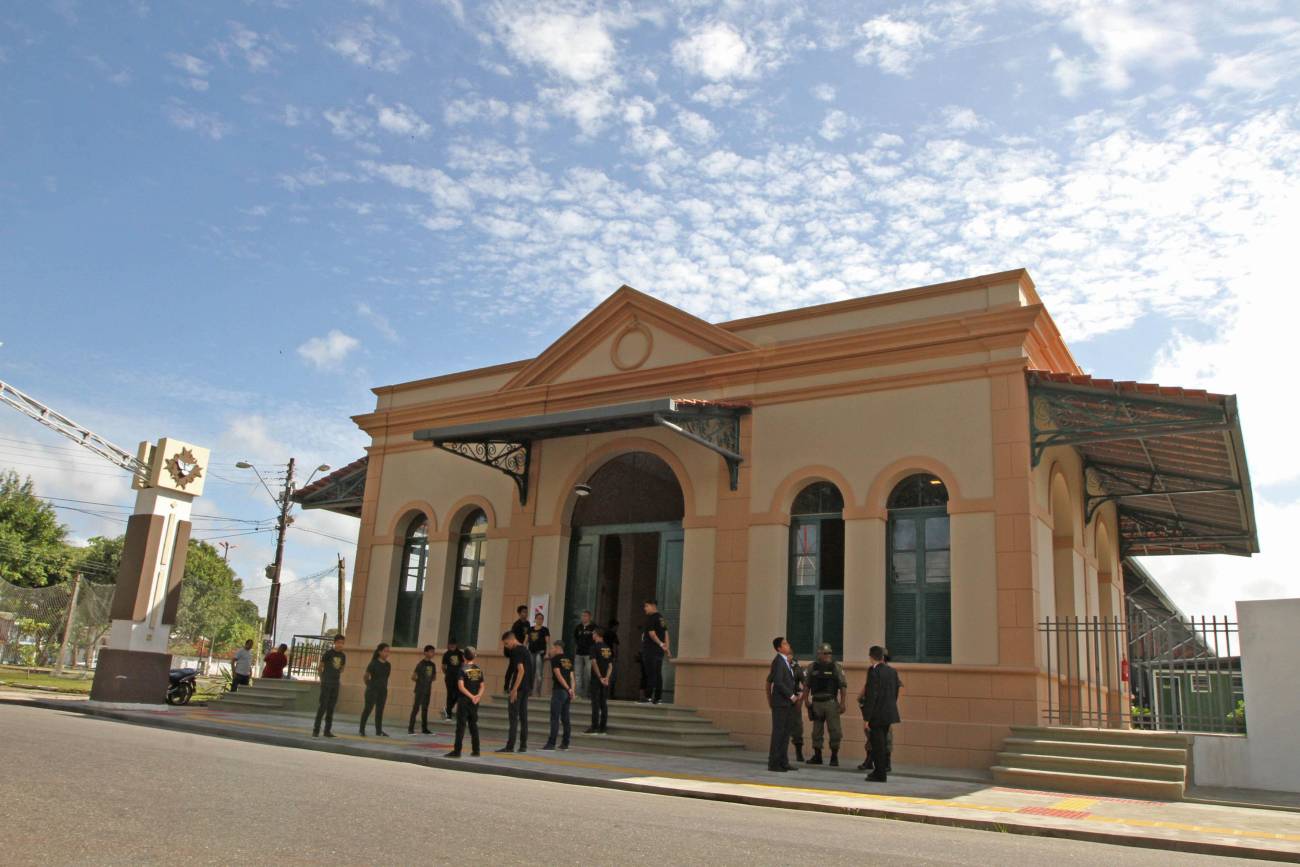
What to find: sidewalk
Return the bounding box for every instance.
[4,691,1298,862]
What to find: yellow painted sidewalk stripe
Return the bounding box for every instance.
[1051,797,1098,811]
[179,711,1300,847]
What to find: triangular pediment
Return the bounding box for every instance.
[503,285,756,390]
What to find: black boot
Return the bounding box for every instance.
[794,744,805,763]
[829,749,839,767]
[807,748,823,765]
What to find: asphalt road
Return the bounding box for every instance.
[0,704,1256,866]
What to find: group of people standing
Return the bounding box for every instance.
[307,600,673,754]
[768,640,902,782]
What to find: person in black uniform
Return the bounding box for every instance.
[312,633,346,738]
[511,605,530,643]
[359,643,392,737]
[498,630,530,753]
[572,610,596,699]
[541,641,575,750]
[786,650,808,763]
[586,627,613,734]
[445,646,483,757]
[441,640,463,721]
[864,645,902,783]
[528,613,550,697]
[605,619,620,696]
[408,644,437,735]
[639,600,670,704]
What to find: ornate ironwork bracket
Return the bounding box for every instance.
[434,440,532,505]
[1029,385,1229,468]
[654,411,744,490]
[1083,459,1241,522]
[1119,507,1254,556]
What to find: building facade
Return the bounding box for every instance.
[299,269,1256,769]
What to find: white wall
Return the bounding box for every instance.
[1192,598,1300,793]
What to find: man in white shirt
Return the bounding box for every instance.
[231,639,254,692]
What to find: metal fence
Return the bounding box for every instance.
[0,576,114,668]
[1039,604,1244,734]
[287,633,332,680]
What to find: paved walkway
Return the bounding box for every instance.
[5,693,1298,862]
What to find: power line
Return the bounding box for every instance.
[289,525,357,545]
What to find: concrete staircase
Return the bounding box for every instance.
[209,678,319,714]
[992,726,1193,800]
[425,696,744,757]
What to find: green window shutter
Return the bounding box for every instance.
[788,592,816,658]
[820,592,843,655]
[886,591,919,661]
[923,591,952,662]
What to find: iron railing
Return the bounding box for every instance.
[1039,604,1244,734]
[287,634,333,680]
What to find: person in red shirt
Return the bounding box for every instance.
[263,643,289,679]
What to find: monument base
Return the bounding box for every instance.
[90,648,172,704]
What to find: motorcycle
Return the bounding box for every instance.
[166,668,198,705]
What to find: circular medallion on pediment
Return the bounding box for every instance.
[610,319,654,371]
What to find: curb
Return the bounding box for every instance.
[4,696,1297,863]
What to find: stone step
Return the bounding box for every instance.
[991,765,1184,800]
[495,696,703,722]
[463,707,722,739]
[1009,725,1191,751]
[249,679,315,693]
[214,693,294,711]
[419,716,743,756]
[1002,737,1189,765]
[997,751,1187,782]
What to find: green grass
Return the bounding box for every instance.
[0,665,95,693]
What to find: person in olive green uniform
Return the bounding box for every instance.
[441,640,463,721]
[408,644,437,735]
[359,643,392,737]
[804,643,848,766]
[445,646,484,757]
[541,641,575,750]
[312,634,346,738]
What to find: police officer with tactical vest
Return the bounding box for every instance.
[804,642,848,766]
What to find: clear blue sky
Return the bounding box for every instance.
[2,1,1297,634]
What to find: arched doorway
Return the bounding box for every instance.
[564,452,685,702]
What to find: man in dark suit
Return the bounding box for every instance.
[863,644,901,783]
[768,636,801,772]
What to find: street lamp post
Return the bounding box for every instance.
[236,457,330,643]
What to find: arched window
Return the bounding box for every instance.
[787,482,845,658]
[392,515,428,647]
[448,510,487,646]
[886,473,950,662]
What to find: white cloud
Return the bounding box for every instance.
[218,21,284,71]
[498,11,615,82]
[1042,3,1200,95]
[672,22,756,81]
[165,103,230,139]
[356,302,399,342]
[1202,49,1293,93]
[280,104,309,127]
[691,82,751,107]
[855,15,932,76]
[326,20,410,73]
[369,96,430,137]
[296,330,360,370]
[676,109,717,144]
[811,83,836,102]
[323,107,371,141]
[166,52,209,77]
[818,109,854,142]
[941,105,984,132]
[444,96,510,125]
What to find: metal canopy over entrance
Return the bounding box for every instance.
[1027,371,1258,557]
[293,455,367,518]
[413,398,750,504]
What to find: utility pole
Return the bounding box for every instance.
[218,541,236,562]
[336,554,346,635]
[265,457,295,642]
[54,572,82,675]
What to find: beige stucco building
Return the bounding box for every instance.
[299,269,1256,769]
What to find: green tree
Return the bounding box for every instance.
[172,540,261,654]
[76,535,124,585]
[0,471,73,587]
